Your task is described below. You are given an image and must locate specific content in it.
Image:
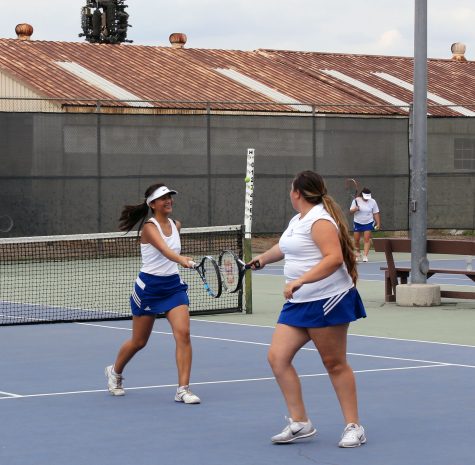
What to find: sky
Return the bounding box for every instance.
[1,0,474,60]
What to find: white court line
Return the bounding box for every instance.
[357,275,474,286]
[0,364,448,400]
[348,333,475,349]
[77,322,475,367]
[0,390,22,398]
[190,318,274,329]
[187,318,475,349]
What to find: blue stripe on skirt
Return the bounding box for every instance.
[277,287,366,328]
[130,272,189,316]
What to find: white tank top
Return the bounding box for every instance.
[140,217,181,276]
[279,204,353,302]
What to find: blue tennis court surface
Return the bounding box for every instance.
[1,318,473,465]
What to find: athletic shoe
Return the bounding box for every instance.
[338,423,367,447]
[355,255,361,262]
[271,417,317,444]
[362,256,369,262]
[105,365,125,396]
[175,386,201,404]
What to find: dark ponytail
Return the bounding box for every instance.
[293,171,358,285]
[118,183,165,233]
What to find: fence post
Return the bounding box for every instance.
[312,105,317,171]
[206,103,211,226]
[96,100,102,233]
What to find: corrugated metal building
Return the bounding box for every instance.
[0,26,473,235]
[1,26,474,115]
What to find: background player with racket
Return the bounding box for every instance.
[349,187,381,262]
[105,183,200,404]
[247,171,367,448]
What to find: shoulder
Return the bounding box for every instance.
[143,219,157,229]
[307,204,329,221]
[174,219,181,231]
[141,220,158,243]
[288,213,300,226]
[304,205,337,230]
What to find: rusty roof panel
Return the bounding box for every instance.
[0,39,473,116]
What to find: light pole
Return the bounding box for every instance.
[410,0,428,283]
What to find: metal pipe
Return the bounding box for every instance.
[411,0,428,283]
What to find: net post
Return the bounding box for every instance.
[243,235,253,314]
[243,148,255,314]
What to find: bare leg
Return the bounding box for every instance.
[353,231,361,258]
[113,315,155,374]
[166,305,192,387]
[309,324,360,425]
[363,231,372,258]
[267,324,311,421]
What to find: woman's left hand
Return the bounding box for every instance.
[284,279,304,299]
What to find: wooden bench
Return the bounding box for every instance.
[372,238,475,302]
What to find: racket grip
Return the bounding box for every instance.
[245,260,261,270]
[188,260,197,268]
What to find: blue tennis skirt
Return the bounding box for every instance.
[130,272,189,316]
[277,287,366,328]
[353,221,375,232]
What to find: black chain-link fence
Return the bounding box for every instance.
[0,99,474,236]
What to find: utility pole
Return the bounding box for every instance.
[410,0,429,283]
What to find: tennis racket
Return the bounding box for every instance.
[0,215,13,233]
[219,250,261,293]
[219,250,247,293]
[189,256,222,298]
[345,178,360,207]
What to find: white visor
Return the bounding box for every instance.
[362,193,372,200]
[146,186,177,206]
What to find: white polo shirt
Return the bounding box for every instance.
[351,197,379,225]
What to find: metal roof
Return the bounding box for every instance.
[0,38,474,116]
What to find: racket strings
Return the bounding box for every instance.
[220,253,240,292]
[203,259,221,296]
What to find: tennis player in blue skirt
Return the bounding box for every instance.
[249,171,367,448]
[350,187,381,262]
[105,183,200,404]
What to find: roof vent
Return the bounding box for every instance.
[451,42,466,61]
[15,23,33,40]
[169,33,187,49]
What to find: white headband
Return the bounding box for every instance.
[146,186,177,206]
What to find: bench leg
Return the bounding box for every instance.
[384,271,396,302]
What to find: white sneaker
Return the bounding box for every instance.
[105,365,125,396]
[362,256,368,262]
[175,386,201,404]
[338,423,366,447]
[271,417,317,444]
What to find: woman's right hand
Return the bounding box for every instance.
[178,256,195,268]
[247,256,264,270]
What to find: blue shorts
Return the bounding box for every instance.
[130,272,189,316]
[353,221,375,232]
[277,287,366,328]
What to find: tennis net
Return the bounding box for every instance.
[0,225,244,325]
